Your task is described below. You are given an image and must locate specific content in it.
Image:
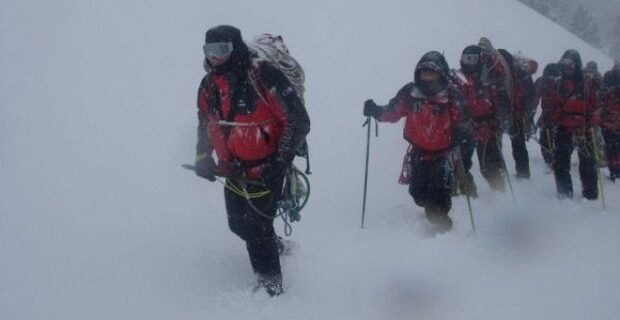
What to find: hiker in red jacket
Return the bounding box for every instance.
[549,50,599,199]
[600,65,620,181]
[534,63,561,169]
[454,45,506,191]
[194,25,310,296]
[478,37,534,179]
[364,51,471,233]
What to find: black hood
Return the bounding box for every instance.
[414,51,450,96]
[204,25,251,74]
[559,49,583,81]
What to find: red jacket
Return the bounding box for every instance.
[455,71,500,142]
[601,91,620,132]
[550,78,599,130]
[377,83,463,154]
[197,61,310,178]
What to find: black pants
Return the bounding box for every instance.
[510,120,530,178]
[603,129,620,178]
[553,127,598,199]
[409,154,452,228]
[539,127,555,168]
[224,176,284,284]
[458,137,478,196]
[476,136,505,191]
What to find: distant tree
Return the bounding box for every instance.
[570,4,602,48]
[550,0,573,27]
[519,0,559,17]
[610,15,620,60]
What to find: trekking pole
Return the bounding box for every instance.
[502,159,517,203]
[452,148,476,232]
[497,138,517,203]
[361,116,372,228]
[591,128,607,210]
[465,191,475,232]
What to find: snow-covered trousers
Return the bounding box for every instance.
[223,176,284,283]
[409,154,452,218]
[476,136,505,191]
[553,127,598,199]
[509,118,530,178]
[603,129,620,177]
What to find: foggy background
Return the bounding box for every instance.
[519,0,620,60]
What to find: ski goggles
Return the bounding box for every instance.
[460,53,480,65]
[203,42,233,59]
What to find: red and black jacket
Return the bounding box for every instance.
[196,61,310,178]
[550,50,600,131]
[550,78,599,130]
[375,82,465,156]
[454,70,500,142]
[599,70,620,132]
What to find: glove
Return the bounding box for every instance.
[216,160,239,178]
[195,155,217,181]
[363,99,381,118]
[263,157,289,188]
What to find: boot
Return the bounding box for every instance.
[459,172,478,198]
[256,274,283,297]
[425,206,453,234]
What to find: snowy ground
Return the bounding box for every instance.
[1,0,619,319]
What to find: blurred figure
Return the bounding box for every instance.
[534,63,561,170]
[549,50,600,199]
[599,64,620,181]
[479,37,535,179]
[453,45,505,191]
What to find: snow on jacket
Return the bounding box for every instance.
[453,69,500,142]
[550,50,600,131]
[196,60,310,177]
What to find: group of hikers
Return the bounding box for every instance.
[192,25,620,296]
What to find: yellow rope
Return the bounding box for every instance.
[591,128,607,210]
[216,177,271,199]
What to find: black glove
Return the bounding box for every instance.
[263,157,289,188]
[363,99,381,118]
[195,155,217,181]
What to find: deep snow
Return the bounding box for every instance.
[1,0,619,319]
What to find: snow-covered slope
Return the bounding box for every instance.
[1,0,618,319]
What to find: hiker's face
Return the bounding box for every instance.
[559,58,576,76]
[420,70,441,82]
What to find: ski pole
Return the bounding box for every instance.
[465,192,475,232]
[497,138,517,203]
[452,148,476,232]
[591,128,606,210]
[361,116,372,228]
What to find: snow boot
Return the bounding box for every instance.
[256,274,283,297]
[425,206,453,234]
